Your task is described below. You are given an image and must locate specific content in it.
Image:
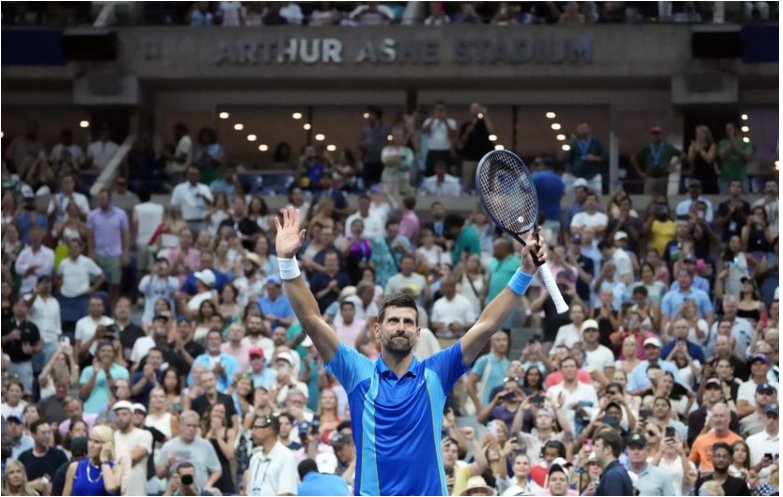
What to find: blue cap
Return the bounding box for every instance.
[750,354,770,365]
[266,275,282,286]
[764,404,779,416]
[756,383,776,393]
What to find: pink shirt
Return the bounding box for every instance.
[538,489,579,496]
[221,342,252,372]
[544,369,592,390]
[167,247,201,285]
[398,210,420,249]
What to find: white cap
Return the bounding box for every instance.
[131,403,147,414]
[276,351,295,365]
[643,337,662,348]
[581,319,599,333]
[194,269,216,287]
[315,452,338,474]
[112,400,134,412]
[574,178,589,189]
[614,231,628,241]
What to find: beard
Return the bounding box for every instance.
[382,333,416,359]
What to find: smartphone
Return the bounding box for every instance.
[531,396,545,406]
[59,336,71,346]
[310,415,321,435]
[488,422,499,439]
[298,423,308,436]
[584,439,593,451]
[765,453,773,460]
[601,415,619,427]
[665,427,676,438]
[500,391,516,401]
[579,401,594,408]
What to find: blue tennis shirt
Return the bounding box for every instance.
[325,340,470,496]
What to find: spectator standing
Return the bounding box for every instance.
[155,410,223,492]
[676,180,714,222]
[745,404,779,485]
[243,414,298,496]
[138,258,179,324]
[73,296,113,364]
[457,103,494,192]
[24,276,60,361]
[16,191,47,245]
[625,430,676,496]
[47,173,89,227]
[687,125,719,194]
[14,225,54,296]
[62,425,121,496]
[689,403,743,472]
[718,122,754,193]
[132,188,165,274]
[344,195,384,239]
[548,357,600,433]
[563,121,604,194]
[431,277,477,339]
[422,101,458,177]
[594,429,633,496]
[112,401,153,497]
[753,180,779,233]
[358,107,392,189]
[193,127,224,185]
[446,212,481,266]
[5,121,45,176]
[6,414,34,460]
[419,161,462,196]
[570,192,608,240]
[171,165,214,236]
[163,123,193,180]
[1,297,42,394]
[398,195,420,250]
[694,442,751,496]
[532,157,565,234]
[87,189,130,305]
[716,179,751,243]
[468,331,510,410]
[310,251,351,314]
[50,128,85,166]
[86,123,119,172]
[384,255,426,298]
[630,126,682,195]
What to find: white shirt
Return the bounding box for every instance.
[171,181,213,221]
[138,274,179,323]
[753,197,779,235]
[420,174,461,196]
[241,335,275,365]
[422,117,457,150]
[344,212,385,238]
[279,2,304,24]
[737,380,779,407]
[431,294,477,338]
[676,197,714,223]
[75,315,114,356]
[414,327,441,361]
[611,249,633,279]
[584,344,615,374]
[335,295,378,325]
[56,255,103,298]
[50,143,85,165]
[166,135,193,175]
[219,1,243,25]
[130,336,155,364]
[87,140,119,170]
[115,427,153,497]
[133,202,164,246]
[25,294,61,344]
[554,323,580,349]
[246,440,298,497]
[187,291,215,311]
[571,211,609,237]
[547,381,599,433]
[369,201,393,226]
[15,245,55,294]
[746,429,779,484]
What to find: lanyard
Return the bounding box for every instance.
[650,143,664,166]
[577,137,592,161]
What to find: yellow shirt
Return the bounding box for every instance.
[648,219,676,257]
[451,464,473,496]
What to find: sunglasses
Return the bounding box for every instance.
[647,430,658,437]
[253,424,271,430]
[607,390,620,395]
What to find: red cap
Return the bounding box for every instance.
[249,347,264,358]
[650,126,664,134]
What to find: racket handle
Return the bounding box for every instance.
[538,263,569,314]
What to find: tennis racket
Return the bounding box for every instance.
[475,150,569,314]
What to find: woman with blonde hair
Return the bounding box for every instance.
[63,425,121,496]
[145,386,179,441]
[317,388,342,436]
[2,460,38,496]
[200,402,236,495]
[687,125,718,193]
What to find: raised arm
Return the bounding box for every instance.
[461,232,546,365]
[275,208,340,363]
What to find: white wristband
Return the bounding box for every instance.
[278,257,301,280]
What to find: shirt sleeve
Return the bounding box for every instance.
[423,340,471,394]
[471,355,487,377]
[79,366,94,385]
[324,342,374,395]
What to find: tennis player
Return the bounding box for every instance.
[273,207,547,496]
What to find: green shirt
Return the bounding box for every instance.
[634,142,681,177]
[487,254,521,301]
[452,225,481,266]
[718,139,753,181]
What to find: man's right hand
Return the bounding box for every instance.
[275,208,307,259]
[169,474,181,493]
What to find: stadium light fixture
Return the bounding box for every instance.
[363,112,370,119]
[477,113,484,119]
[742,137,750,143]
[775,160,779,170]
[1,131,3,138]
[219,112,229,119]
[546,112,556,119]
[326,145,337,152]
[556,134,566,141]
[551,123,561,130]
[79,120,90,128]
[488,134,498,142]
[292,112,303,120]
[315,133,325,141]
[233,123,244,131]
[247,134,257,142]
[741,114,749,121]
[258,144,269,152]
[562,144,571,151]
[387,134,393,141]
[494,144,504,150]
[303,123,311,130]
[741,126,749,133]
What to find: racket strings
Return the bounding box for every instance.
[477,152,538,235]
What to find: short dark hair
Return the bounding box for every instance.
[378,293,419,327]
[632,286,648,297]
[366,106,382,120]
[597,240,614,251]
[559,356,578,369]
[595,429,624,458]
[444,213,465,231]
[298,459,319,480]
[30,419,48,435]
[340,300,355,310]
[544,440,566,458]
[176,462,195,474]
[712,442,733,457]
[402,195,416,210]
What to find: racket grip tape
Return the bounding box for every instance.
[538,263,569,314]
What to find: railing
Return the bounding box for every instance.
[89,134,136,196]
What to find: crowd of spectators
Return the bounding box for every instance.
[2,1,778,27]
[0,98,779,497]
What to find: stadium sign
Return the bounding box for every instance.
[215,37,593,66]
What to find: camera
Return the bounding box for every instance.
[180,474,193,486]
